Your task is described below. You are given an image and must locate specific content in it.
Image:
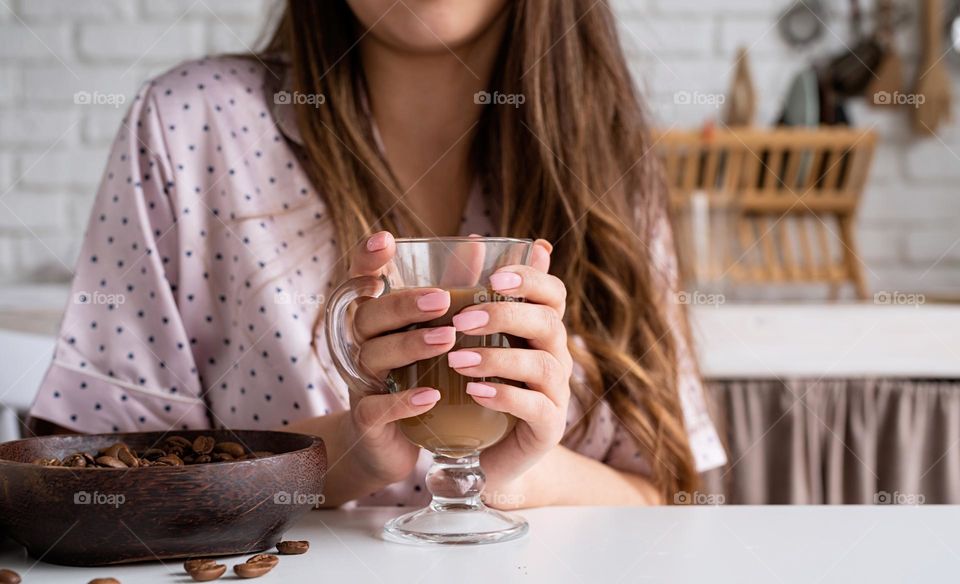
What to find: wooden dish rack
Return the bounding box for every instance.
[656,127,877,300]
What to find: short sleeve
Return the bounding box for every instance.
[28,83,210,433]
[650,215,727,472]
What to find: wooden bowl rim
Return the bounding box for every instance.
[0,429,324,471]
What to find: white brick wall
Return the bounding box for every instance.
[0,0,957,295]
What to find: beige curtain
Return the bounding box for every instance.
[701,379,960,504]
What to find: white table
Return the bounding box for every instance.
[2,506,958,583]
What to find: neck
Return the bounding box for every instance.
[359,18,506,232]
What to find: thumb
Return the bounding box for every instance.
[351,387,441,432]
[349,231,396,277]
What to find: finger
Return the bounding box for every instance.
[354,287,451,342]
[439,237,486,288]
[487,265,566,316]
[530,239,552,273]
[452,302,567,354]
[446,347,569,404]
[359,326,457,378]
[349,231,396,277]
[352,387,442,432]
[464,381,562,438]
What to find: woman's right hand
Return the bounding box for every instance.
[334,231,456,486]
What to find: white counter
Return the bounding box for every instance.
[1,505,957,583]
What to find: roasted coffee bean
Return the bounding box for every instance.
[156,455,183,467]
[192,436,215,454]
[63,453,88,468]
[116,448,139,467]
[233,554,278,579]
[213,452,234,462]
[95,456,127,469]
[276,540,309,555]
[87,579,120,584]
[142,448,166,460]
[32,457,61,466]
[165,436,193,448]
[184,558,226,582]
[214,442,245,457]
[194,455,212,464]
[0,568,21,584]
[102,443,129,459]
[247,554,279,568]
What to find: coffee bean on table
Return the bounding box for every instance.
[184,558,227,582]
[234,554,279,579]
[0,568,21,584]
[276,540,309,555]
[30,435,260,468]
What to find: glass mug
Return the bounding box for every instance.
[325,237,532,545]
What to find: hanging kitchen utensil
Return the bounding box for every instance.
[827,0,884,96]
[724,47,757,127]
[913,0,952,134]
[945,0,960,65]
[779,0,828,48]
[866,0,904,105]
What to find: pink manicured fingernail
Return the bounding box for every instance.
[423,327,455,345]
[410,388,441,406]
[447,350,481,368]
[452,310,489,331]
[366,232,390,252]
[489,271,521,291]
[466,383,496,398]
[417,291,450,312]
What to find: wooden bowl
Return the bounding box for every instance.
[0,430,326,566]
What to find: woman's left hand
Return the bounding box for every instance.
[446,239,572,507]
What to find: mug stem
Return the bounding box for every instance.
[425,452,484,512]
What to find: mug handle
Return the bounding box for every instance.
[324,274,390,395]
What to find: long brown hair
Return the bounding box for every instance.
[261,0,698,498]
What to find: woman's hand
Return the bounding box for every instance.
[445,240,573,506]
[329,231,457,490]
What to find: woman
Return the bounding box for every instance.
[28,0,725,506]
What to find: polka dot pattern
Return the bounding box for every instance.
[29,57,725,508]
